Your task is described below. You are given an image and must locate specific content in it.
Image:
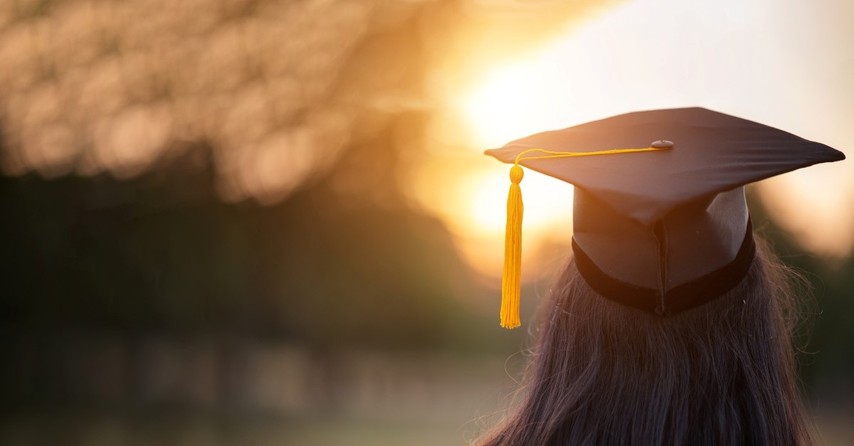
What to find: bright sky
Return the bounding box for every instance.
[422,0,854,279]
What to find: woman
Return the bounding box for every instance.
[480,107,845,445]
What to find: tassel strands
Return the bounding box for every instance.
[500,164,524,329]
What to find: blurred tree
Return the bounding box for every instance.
[0,0,617,200]
[0,0,620,350]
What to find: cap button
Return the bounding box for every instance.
[651,140,674,148]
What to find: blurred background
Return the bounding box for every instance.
[0,0,852,444]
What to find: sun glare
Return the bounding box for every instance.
[462,64,534,148]
[462,165,574,237]
[459,62,571,149]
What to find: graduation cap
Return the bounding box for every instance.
[486,107,845,329]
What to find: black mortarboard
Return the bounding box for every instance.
[486,107,845,328]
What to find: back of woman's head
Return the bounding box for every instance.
[480,241,813,446]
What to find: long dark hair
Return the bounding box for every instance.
[480,241,813,446]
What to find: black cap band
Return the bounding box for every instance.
[572,220,756,316]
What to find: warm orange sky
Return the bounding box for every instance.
[419,0,854,279]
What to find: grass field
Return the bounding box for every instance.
[2,348,852,446]
[3,408,854,446]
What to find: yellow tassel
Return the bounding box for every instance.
[500,164,524,329]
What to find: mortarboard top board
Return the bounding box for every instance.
[486,107,845,328]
